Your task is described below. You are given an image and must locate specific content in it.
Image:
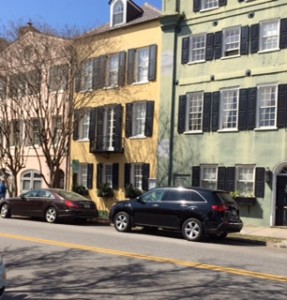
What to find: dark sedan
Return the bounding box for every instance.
[110,187,243,241]
[0,188,98,223]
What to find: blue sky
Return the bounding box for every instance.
[0,0,162,31]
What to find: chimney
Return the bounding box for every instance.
[19,22,40,37]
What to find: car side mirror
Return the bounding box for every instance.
[136,196,144,203]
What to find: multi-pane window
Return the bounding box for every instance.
[112,0,124,26]
[236,165,255,196]
[10,120,22,146]
[257,85,277,128]
[106,54,119,87]
[0,78,5,99]
[223,27,240,57]
[81,60,93,91]
[78,164,88,188]
[200,165,217,189]
[202,0,219,10]
[31,119,40,145]
[52,117,62,145]
[135,47,149,83]
[21,171,42,193]
[78,111,90,139]
[220,88,239,130]
[103,106,116,150]
[186,92,203,132]
[132,102,146,136]
[190,34,206,62]
[132,164,143,190]
[103,164,113,187]
[49,64,68,92]
[260,20,280,51]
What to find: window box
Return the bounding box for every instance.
[97,183,114,198]
[125,184,143,199]
[234,196,256,206]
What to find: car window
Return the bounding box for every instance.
[164,190,205,202]
[23,190,38,198]
[141,189,165,202]
[216,192,235,205]
[37,190,54,199]
[57,190,88,200]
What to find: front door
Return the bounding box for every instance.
[275,176,287,226]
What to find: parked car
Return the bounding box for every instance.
[110,187,243,241]
[0,256,6,299]
[0,189,98,223]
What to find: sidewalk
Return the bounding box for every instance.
[238,225,287,248]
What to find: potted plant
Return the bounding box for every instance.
[97,182,114,198]
[72,185,89,196]
[125,184,143,199]
[230,191,256,205]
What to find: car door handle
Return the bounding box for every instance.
[152,204,159,207]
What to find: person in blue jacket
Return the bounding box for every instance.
[0,180,7,200]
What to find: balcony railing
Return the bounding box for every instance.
[90,136,124,154]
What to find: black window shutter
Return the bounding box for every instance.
[89,108,97,140]
[124,163,131,187]
[178,95,187,134]
[217,167,226,190]
[280,18,287,49]
[96,107,104,150]
[214,31,222,60]
[125,103,133,138]
[97,164,103,188]
[112,163,119,190]
[114,105,123,151]
[92,58,100,90]
[75,69,81,92]
[192,166,200,187]
[118,51,126,87]
[211,92,220,131]
[142,164,150,191]
[127,49,136,85]
[219,0,227,7]
[238,89,248,131]
[247,87,257,130]
[193,0,201,12]
[225,167,235,192]
[181,37,190,64]
[148,44,157,81]
[255,167,265,198]
[250,24,259,54]
[277,84,287,128]
[206,33,214,61]
[87,164,94,189]
[240,26,250,55]
[145,101,154,137]
[99,56,106,89]
[203,93,212,132]
[73,111,79,140]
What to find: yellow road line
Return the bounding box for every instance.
[1,232,287,283]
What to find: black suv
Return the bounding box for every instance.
[110,187,243,241]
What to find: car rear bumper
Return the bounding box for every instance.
[58,209,98,219]
[205,220,243,234]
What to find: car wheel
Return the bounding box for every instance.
[114,212,131,232]
[0,203,11,218]
[209,232,228,240]
[45,207,58,223]
[182,218,203,241]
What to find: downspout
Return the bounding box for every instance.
[168,12,184,186]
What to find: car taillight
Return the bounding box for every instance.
[64,200,79,209]
[212,205,228,212]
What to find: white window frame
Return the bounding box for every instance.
[235,165,255,196]
[131,164,143,190]
[78,164,88,188]
[52,116,62,145]
[186,92,203,133]
[111,0,126,27]
[135,47,149,83]
[259,19,280,52]
[106,54,119,88]
[132,102,147,137]
[256,84,278,129]
[21,170,42,193]
[10,120,23,147]
[81,60,93,91]
[78,111,90,140]
[103,106,116,150]
[201,0,219,11]
[223,27,241,57]
[219,88,239,131]
[103,163,113,188]
[189,34,206,63]
[200,165,218,190]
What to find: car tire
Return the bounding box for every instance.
[45,207,58,223]
[182,218,203,241]
[114,212,131,232]
[0,203,11,218]
[209,232,228,240]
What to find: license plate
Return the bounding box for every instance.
[83,203,90,209]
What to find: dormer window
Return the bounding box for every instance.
[111,0,125,27]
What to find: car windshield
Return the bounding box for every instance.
[57,190,89,201]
